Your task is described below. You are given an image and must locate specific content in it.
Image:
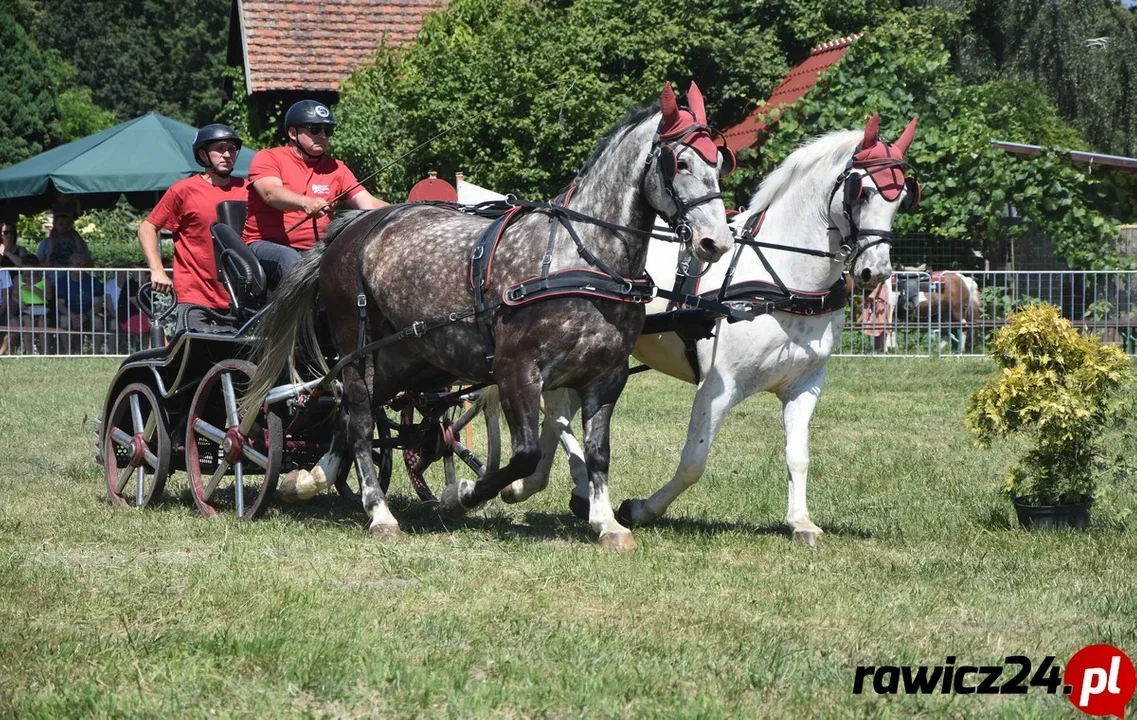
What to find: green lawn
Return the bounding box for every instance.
[0,358,1134,718]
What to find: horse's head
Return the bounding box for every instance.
[832,113,920,290]
[643,82,734,263]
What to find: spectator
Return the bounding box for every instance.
[16,256,53,355]
[116,269,151,351]
[58,253,105,354]
[37,197,93,269]
[243,100,386,286]
[1,221,34,267]
[0,266,12,355]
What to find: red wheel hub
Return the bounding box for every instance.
[128,433,148,467]
[222,426,247,464]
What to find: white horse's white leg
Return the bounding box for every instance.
[618,368,739,526]
[780,373,825,546]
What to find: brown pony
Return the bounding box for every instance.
[895,269,982,352]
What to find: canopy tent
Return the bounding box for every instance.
[0,112,255,218]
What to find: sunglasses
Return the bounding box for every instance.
[300,124,334,137]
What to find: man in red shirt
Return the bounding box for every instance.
[138,123,246,330]
[243,100,386,285]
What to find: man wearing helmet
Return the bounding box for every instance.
[242,100,386,284]
[137,123,246,319]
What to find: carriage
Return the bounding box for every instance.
[96,85,919,547]
[95,199,487,520]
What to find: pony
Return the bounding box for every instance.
[894,269,981,352]
[243,82,734,549]
[492,114,920,546]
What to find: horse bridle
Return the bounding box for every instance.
[827,157,917,270]
[647,121,735,244]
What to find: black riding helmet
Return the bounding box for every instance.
[192,123,242,169]
[284,100,336,134]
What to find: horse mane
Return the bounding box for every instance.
[573,102,660,181]
[747,130,863,212]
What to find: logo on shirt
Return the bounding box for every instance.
[311,184,330,195]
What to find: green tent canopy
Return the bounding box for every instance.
[0,112,254,217]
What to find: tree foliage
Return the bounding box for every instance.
[0,10,57,166]
[964,0,1137,157]
[724,13,1126,269]
[335,0,802,201]
[33,0,231,127]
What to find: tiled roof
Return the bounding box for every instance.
[723,34,862,152]
[235,0,445,94]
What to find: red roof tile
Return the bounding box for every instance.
[236,0,445,94]
[723,34,862,153]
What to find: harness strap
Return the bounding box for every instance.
[504,269,656,306]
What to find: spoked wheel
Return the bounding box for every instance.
[185,360,282,520]
[103,383,171,508]
[334,410,393,504]
[401,391,488,503]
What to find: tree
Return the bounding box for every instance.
[335,0,792,202]
[730,12,1125,269]
[0,10,57,166]
[33,0,231,126]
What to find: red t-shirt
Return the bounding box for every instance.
[242,146,363,251]
[147,175,247,309]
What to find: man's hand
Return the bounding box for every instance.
[149,269,173,294]
[301,196,331,218]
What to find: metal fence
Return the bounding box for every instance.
[0,267,158,358]
[4,267,1136,359]
[840,270,1137,357]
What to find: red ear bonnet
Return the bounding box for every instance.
[851,114,918,202]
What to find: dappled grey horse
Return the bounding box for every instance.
[244,82,735,549]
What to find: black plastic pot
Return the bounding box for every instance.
[1012,499,1092,530]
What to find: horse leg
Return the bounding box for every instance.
[438,364,543,518]
[478,386,503,473]
[338,363,404,541]
[780,372,826,546]
[617,367,739,527]
[500,388,567,504]
[578,370,636,550]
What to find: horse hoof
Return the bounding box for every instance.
[568,493,590,521]
[278,469,318,502]
[616,498,649,527]
[599,532,637,551]
[438,481,471,519]
[370,523,405,542]
[499,481,522,504]
[792,528,823,547]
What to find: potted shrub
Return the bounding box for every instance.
[966,302,1133,529]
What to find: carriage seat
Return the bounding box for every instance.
[211,201,267,318]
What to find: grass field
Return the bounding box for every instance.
[1,358,1135,718]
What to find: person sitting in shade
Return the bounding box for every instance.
[57,253,105,354]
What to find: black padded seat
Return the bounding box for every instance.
[211,201,267,316]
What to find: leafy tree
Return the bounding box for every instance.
[335,0,789,201]
[726,13,1126,269]
[33,0,231,126]
[0,10,57,166]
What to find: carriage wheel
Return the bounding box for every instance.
[401,396,487,503]
[334,409,393,504]
[103,383,171,508]
[185,360,282,520]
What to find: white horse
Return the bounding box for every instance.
[491,114,920,545]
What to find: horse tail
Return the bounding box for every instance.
[241,242,329,417]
